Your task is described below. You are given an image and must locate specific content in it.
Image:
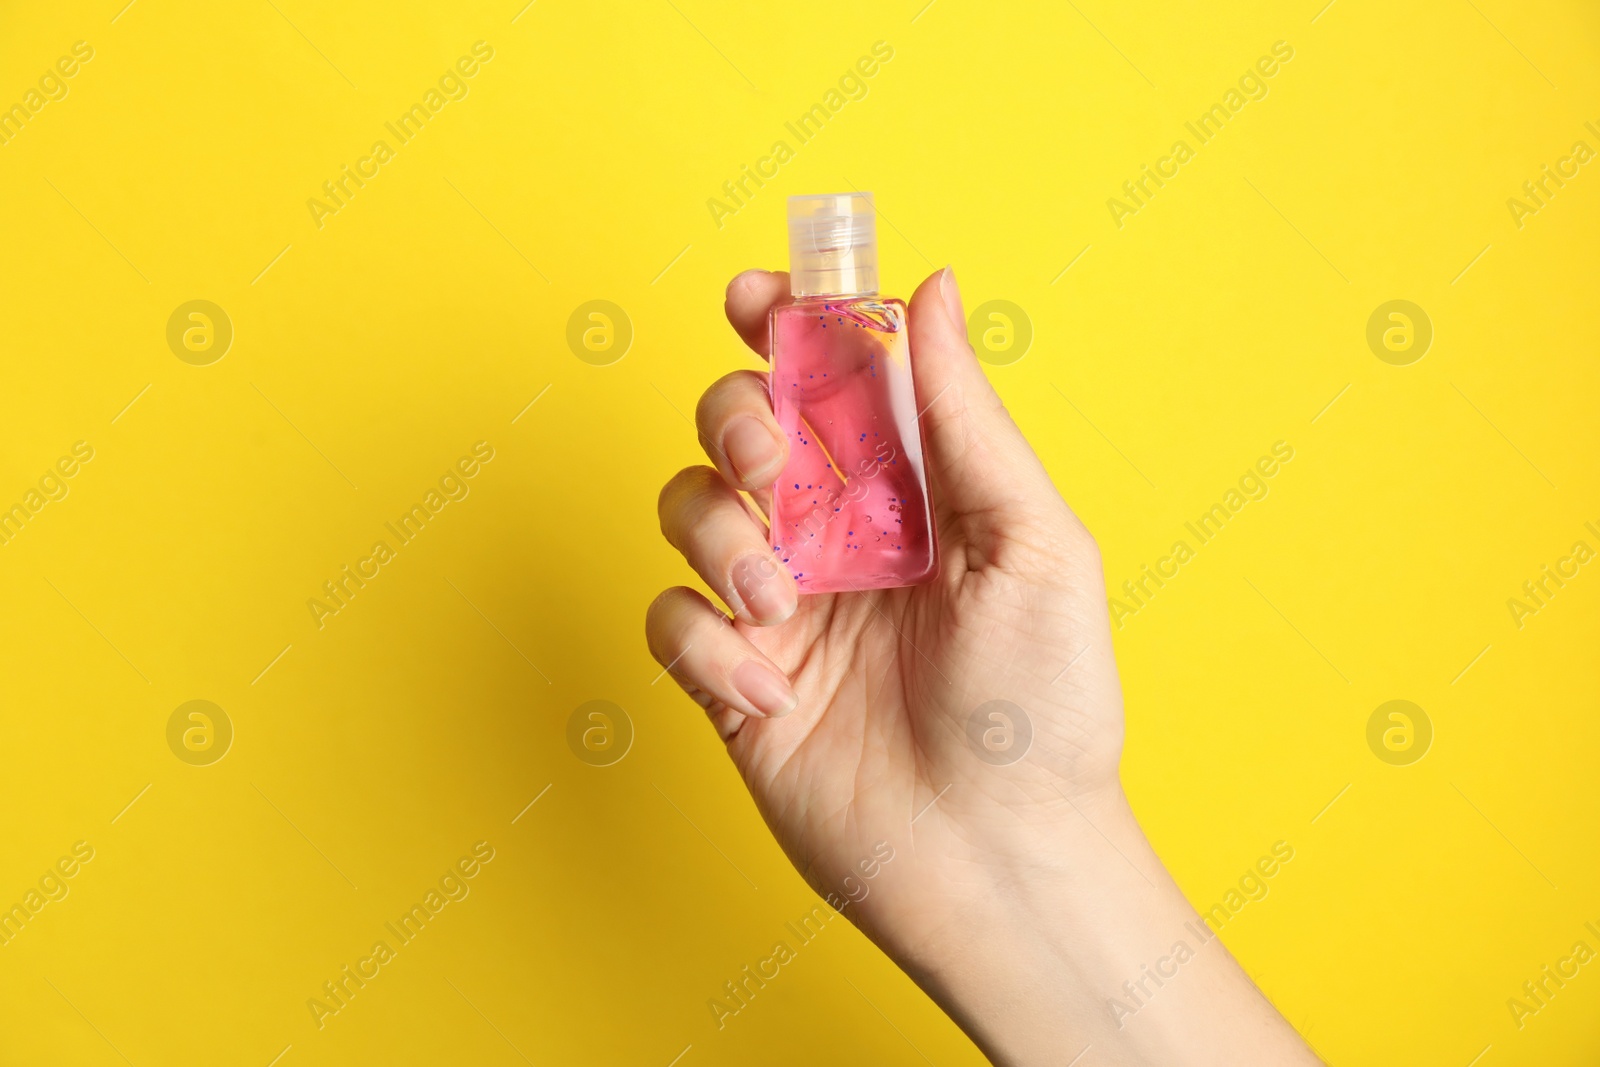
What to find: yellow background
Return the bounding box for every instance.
[2,0,1597,1063]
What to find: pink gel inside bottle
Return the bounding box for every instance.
[768,193,937,592]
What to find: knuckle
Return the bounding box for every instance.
[696,370,766,428]
[644,587,692,658]
[693,383,718,429]
[646,585,679,617]
[659,465,716,516]
[658,466,741,549]
[645,586,684,628]
[1069,513,1101,560]
[724,270,755,308]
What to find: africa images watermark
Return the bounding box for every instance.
[1109,441,1296,628]
[1106,41,1296,229]
[706,841,896,1030]
[1505,120,1600,231]
[1108,918,1219,1029]
[0,41,95,148]
[0,441,95,548]
[1109,840,1295,1029]
[759,437,897,584]
[306,42,496,230]
[1,841,96,948]
[705,903,838,1031]
[705,41,895,229]
[1505,919,1600,1032]
[306,841,496,1029]
[1505,519,1598,630]
[1198,840,1296,936]
[306,442,496,630]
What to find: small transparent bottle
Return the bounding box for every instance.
[768,193,938,592]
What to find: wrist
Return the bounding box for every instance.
[847,784,1320,1066]
[893,787,1177,1060]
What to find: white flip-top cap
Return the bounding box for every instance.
[787,192,878,298]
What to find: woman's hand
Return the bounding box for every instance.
[646,266,1321,1066]
[648,264,1120,927]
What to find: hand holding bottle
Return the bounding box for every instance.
[645,264,1322,1065]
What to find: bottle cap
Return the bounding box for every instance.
[787,192,878,298]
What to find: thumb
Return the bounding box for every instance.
[908,267,1058,524]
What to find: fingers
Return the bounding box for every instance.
[645,587,800,720]
[658,466,797,626]
[909,267,1060,521]
[724,269,791,358]
[695,369,787,490]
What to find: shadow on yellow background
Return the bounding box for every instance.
[1,0,1597,1063]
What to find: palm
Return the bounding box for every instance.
[726,492,1125,930]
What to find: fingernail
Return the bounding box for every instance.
[730,553,796,625]
[723,416,782,484]
[733,659,799,718]
[939,265,965,332]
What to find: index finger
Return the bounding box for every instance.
[724,269,791,360]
